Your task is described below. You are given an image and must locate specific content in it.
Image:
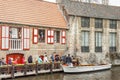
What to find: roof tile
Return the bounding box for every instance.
[61,0,120,20]
[0,0,67,28]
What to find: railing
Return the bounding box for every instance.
[9,39,22,50]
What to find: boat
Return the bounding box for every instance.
[61,64,112,73]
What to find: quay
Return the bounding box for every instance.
[0,62,62,79]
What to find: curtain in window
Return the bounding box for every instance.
[95,32,102,47]
[81,31,89,46]
[109,33,116,47]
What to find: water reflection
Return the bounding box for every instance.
[10,73,64,80]
[8,66,120,80]
[63,70,111,80]
[111,66,120,80]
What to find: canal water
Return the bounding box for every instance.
[8,66,120,80]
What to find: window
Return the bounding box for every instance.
[81,17,90,27]
[95,32,102,52]
[110,20,117,29]
[109,33,116,52]
[10,28,22,39]
[81,31,89,52]
[54,31,60,43]
[95,18,103,28]
[38,29,45,43]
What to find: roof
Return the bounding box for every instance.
[60,0,120,20]
[0,0,67,28]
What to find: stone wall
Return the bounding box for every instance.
[29,27,67,61]
[67,16,120,64]
[0,24,67,62]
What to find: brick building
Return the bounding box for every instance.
[0,0,67,63]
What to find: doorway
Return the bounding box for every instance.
[6,53,24,64]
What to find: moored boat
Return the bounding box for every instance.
[61,64,112,73]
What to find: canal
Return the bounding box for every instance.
[8,66,120,80]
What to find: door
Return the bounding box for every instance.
[6,53,24,64]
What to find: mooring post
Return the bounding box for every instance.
[11,63,15,79]
[7,65,10,74]
[24,62,27,75]
[35,61,38,75]
[50,61,53,73]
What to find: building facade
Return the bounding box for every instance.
[71,0,109,5]
[0,0,67,63]
[58,0,120,64]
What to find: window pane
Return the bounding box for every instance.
[95,32,98,46]
[54,31,60,43]
[38,29,45,43]
[10,28,19,39]
[82,31,89,46]
[109,33,116,52]
[110,20,117,29]
[81,17,90,27]
[109,33,116,47]
[85,32,89,46]
[81,31,89,52]
[81,32,84,46]
[95,32,102,52]
[95,32,101,47]
[99,33,102,46]
[95,18,103,28]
